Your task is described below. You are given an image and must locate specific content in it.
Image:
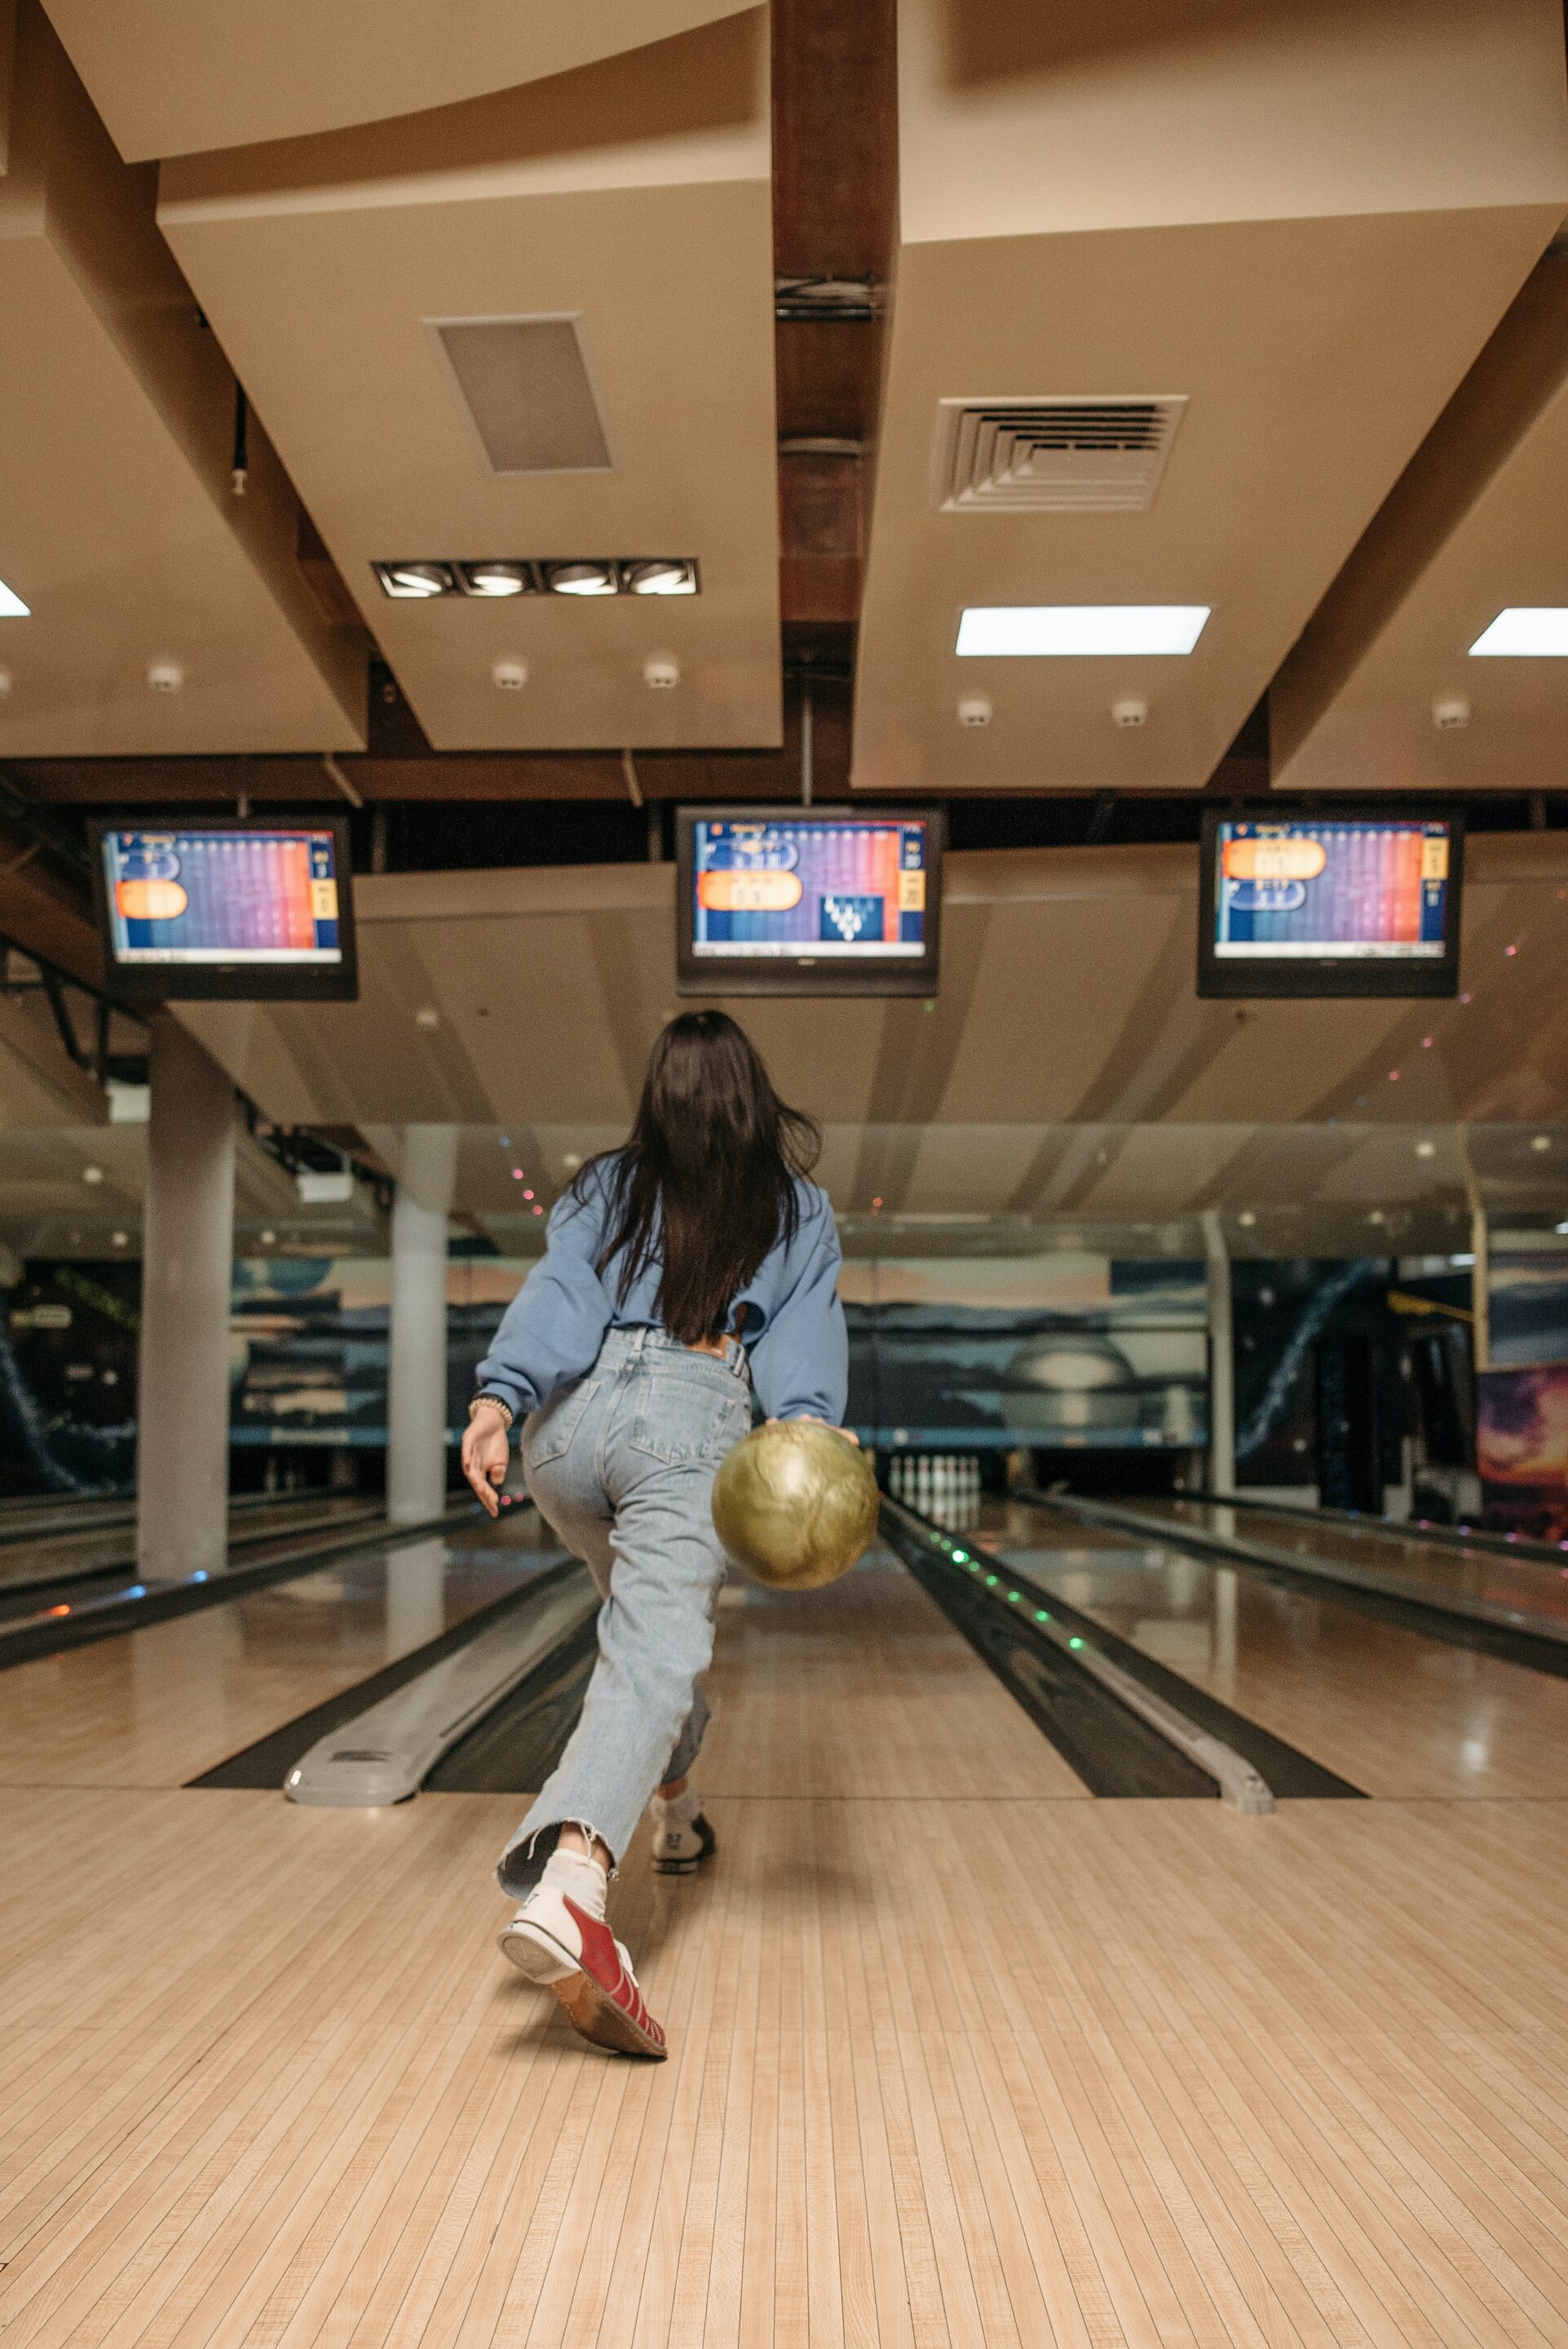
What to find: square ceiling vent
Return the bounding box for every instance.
[934,396,1186,514]
[426,313,615,476]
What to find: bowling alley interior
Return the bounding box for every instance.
[8,0,1568,2342]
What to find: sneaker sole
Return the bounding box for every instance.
[497,1918,667,2062]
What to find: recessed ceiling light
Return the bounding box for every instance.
[955,604,1210,657]
[460,560,532,598]
[375,561,456,599]
[1531,1134,1552,1151]
[547,561,617,597]
[82,1165,104,1185]
[1415,1139,1436,1158]
[1237,1210,1257,1227]
[0,577,29,617]
[1469,608,1568,657]
[623,559,698,597]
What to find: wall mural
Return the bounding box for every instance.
[1477,1254,1568,1541]
[839,1254,1208,1450]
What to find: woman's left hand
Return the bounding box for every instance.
[771,1414,860,1446]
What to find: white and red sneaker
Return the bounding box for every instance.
[498,1887,667,2060]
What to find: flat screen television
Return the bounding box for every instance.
[676,807,943,998]
[89,816,359,1002]
[1197,807,1462,1000]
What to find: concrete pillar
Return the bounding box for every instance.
[1201,1209,1236,1497]
[136,1017,236,1581]
[386,1126,458,1524]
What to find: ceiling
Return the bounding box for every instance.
[850,0,1568,794]
[6,0,1568,1255]
[1274,241,1568,792]
[157,11,780,754]
[39,0,759,164]
[0,4,364,759]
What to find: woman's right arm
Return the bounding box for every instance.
[473,1183,615,1426]
[463,1185,615,1514]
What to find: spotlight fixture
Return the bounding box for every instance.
[0,668,10,698]
[0,575,29,617]
[373,558,701,601]
[624,559,697,597]
[146,661,184,695]
[643,656,681,690]
[82,1164,104,1185]
[547,561,617,597]
[1111,697,1148,728]
[414,1006,441,1030]
[374,561,457,599]
[492,657,529,692]
[459,560,533,598]
[956,604,1210,657]
[956,695,992,728]
[1432,696,1470,729]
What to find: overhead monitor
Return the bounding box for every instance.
[676,807,943,998]
[90,816,359,1002]
[1197,807,1463,1000]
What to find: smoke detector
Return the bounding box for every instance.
[1111,697,1148,729]
[492,657,529,692]
[956,694,992,728]
[1432,695,1469,730]
[643,656,681,690]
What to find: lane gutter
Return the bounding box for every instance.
[881,1497,1278,1812]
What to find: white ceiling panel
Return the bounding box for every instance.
[40,0,760,164]
[0,10,364,755]
[851,0,1568,796]
[158,12,780,754]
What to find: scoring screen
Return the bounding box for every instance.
[690,817,930,960]
[99,829,344,967]
[1211,819,1452,962]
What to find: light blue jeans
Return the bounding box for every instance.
[497,1325,753,1896]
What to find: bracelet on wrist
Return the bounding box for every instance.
[469,1394,515,1430]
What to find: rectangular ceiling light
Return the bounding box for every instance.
[955,604,1209,657]
[1469,607,1568,657]
[0,576,30,617]
[426,315,613,476]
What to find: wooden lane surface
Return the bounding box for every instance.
[1151,1494,1568,1630]
[1007,1534,1568,1800]
[0,1519,556,1792]
[3,1781,1568,2347]
[697,1553,1089,1801]
[0,1493,376,1596]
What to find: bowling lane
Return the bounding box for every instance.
[995,1505,1568,1799]
[1142,1493,1568,1635]
[0,1489,382,1604]
[0,1509,562,1792]
[697,1546,1092,1801]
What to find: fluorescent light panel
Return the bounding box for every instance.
[1469,607,1568,657]
[956,604,1209,657]
[0,576,30,617]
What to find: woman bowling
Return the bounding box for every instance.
[462,1010,848,2059]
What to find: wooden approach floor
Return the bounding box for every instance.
[4,1557,1568,2346]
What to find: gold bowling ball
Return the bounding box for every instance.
[711,1419,879,1591]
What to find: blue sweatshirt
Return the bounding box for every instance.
[475,1157,848,1427]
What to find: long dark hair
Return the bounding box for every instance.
[580,1011,820,1344]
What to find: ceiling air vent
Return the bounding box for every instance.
[426,314,614,476]
[934,396,1186,514]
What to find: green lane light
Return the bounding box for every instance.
[952,1550,970,1564]
[1007,1590,1021,1604]
[1035,1609,1050,1623]
[985,1574,998,1588]
[1068,1636,1085,1651]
